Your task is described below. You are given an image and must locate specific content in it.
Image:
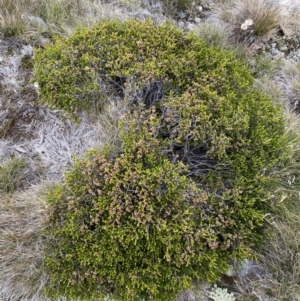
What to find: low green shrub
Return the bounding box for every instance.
[45,104,284,300]
[41,20,286,301]
[129,80,284,252]
[33,19,254,116]
[45,127,232,301]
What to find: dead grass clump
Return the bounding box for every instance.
[0,100,123,182]
[0,0,29,37]
[27,0,105,35]
[212,0,281,50]
[264,206,300,299]
[233,204,300,301]
[255,59,300,113]
[0,0,131,39]
[254,76,285,109]
[195,21,232,49]
[194,21,252,60]
[279,0,300,37]
[246,53,279,79]
[0,183,53,301]
[273,59,300,113]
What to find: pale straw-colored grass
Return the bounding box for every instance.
[0,0,130,38]
[0,183,51,301]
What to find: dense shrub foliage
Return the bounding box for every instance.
[41,20,285,301]
[34,20,254,115]
[46,127,231,301]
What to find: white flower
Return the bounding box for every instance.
[209,285,236,301]
[241,23,248,30]
[245,19,253,26]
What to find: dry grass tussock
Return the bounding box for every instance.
[194,21,242,53]
[273,60,300,113]
[211,0,281,51]
[0,183,53,301]
[255,59,300,113]
[0,0,130,38]
[194,20,263,62]
[233,203,300,301]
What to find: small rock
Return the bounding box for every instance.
[271,47,278,55]
[271,43,276,49]
[287,50,295,59]
[133,9,152,21]
[178,11,187,19]
[178,21,185,28]
[20,45,33,56]
[186,22,195,31]
[274,51,285,59]
[280,23,297,37]
[225,259,255,277]
[39,37,51,46]
[196,5,203,12]
[28,16,48,33]
[194,17,201,23]
[280,46,288,51]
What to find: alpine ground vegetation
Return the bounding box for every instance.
[38,20,286,301]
